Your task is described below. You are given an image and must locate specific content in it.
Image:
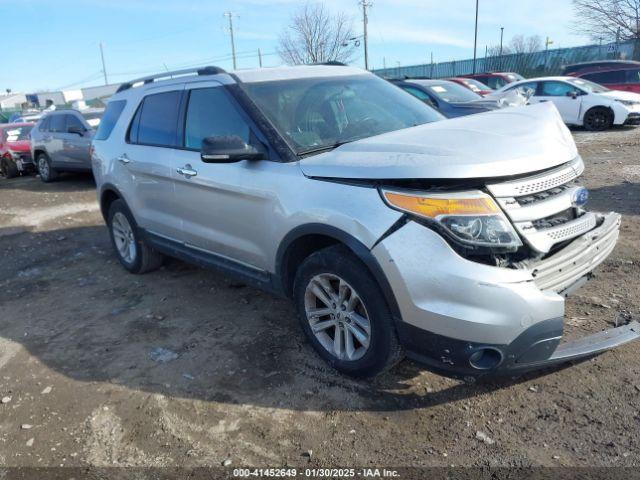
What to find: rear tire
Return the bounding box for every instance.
[1,158,18,179]
[37,153,58,183]
[107,199,164,274]
[293,244,403,378]
[583,107,613,131]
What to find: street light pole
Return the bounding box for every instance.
[472,0,479,74]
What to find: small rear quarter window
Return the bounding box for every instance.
[95,100,126,141]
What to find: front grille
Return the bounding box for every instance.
[487,156,595,253]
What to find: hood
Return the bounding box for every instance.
[600,90,640,102]
[299,102,577,180]
[6,140,30,152]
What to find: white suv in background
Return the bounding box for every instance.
[90,65,638,379]
[487,76,640,130]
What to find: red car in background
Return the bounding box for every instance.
[460,72,524,90]
[447,77,494,96]
[563,60,640,93]
[0,122,35,178]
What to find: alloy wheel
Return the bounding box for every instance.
[38,157,49,179]
[304,273,371,361]
[111,212,137,263]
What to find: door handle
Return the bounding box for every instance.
[116,154,131,164]
[177,164,198,177]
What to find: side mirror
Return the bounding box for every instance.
[200,135,265,163]
[566,91,578,99]
[68,125,85,135]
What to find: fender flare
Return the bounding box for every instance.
[275,223,402,322]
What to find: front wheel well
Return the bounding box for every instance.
[279,234,340,297]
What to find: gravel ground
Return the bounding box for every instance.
[0,126,639,473]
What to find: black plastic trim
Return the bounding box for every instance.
[275,224,403,322]
[141,230,283,295]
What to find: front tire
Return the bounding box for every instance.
[37,153,58,183]
[107,199,163,274]
[293,245,403,378]
[583,107,613,131]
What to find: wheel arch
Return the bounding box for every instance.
[99,183,124,221]
[582,104,615,124]
[275,224,402,321]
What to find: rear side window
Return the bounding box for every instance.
[131,91,181,147]
[184,87,250,149]
[39,116,51,131]
[95,100,125,141]
[49,115,66,133]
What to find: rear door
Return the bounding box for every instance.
[532,81,583,124]
[63,113,92,168]
[118,86,185,241]
[47,114,70,166]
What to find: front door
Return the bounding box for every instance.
[63,114,92,168]
[172,82,277,271]
[532,81,583,124]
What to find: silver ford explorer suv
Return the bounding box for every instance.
[91,64,639,379]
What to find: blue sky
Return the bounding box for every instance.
[1,0,589,93]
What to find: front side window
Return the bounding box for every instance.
[184,87,250,149]
[95,101,126,141]
[241,74,443,156]
[540,81,579,97]
[49,114,66,133]
[66,114,84,131]
[132,91,182,147]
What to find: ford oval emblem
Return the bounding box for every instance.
[572,187,589,207]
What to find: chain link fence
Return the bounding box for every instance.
[374,39,640,79]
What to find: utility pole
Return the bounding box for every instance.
[359,0,372,70]
[99,42,108,85]
[499,27,504,71]
[224,12,237,70]
[472,0,479,74]
[258,48,263,68]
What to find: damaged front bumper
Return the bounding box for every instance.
[372,211,640,379]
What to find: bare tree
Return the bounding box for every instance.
[277,3,357,65]
[509,34,543,54]
[572,0,640,41]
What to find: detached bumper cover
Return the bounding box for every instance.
[624,112,640,125]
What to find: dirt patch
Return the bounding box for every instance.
[0,126,639,470]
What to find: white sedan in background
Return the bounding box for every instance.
[486,76,640,130]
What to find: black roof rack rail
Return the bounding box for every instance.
[116,66,227,93]
[311,61,348,66]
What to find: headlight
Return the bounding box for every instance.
[381,189,522,251]
[616,99,640,107]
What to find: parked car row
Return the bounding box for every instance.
[0,108,103,181]
[392,64,640,131]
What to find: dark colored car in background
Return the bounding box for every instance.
[30,108,103,182]
[447,77,494,96]
[390,78,499,118]
[0,122,35,178]
[460,72,525,90]
[562,60,640,76]
[574,66,640,94]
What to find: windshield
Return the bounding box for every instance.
[459,78,492,92]
[240,74,443,155]
[5,125,33,142]
[416,81,482,103]
[567,78,610,93]
[505,73,525,82]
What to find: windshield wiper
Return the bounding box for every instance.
[298,140,352,157]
